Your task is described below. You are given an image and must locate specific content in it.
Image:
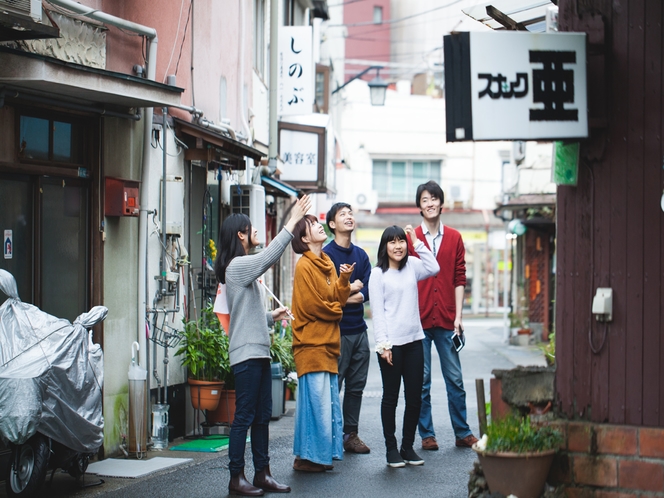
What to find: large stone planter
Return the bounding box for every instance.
[473,448,555,498]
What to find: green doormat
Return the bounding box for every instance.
[170,436,230,452]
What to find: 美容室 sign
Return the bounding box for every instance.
[444,31,588,142]
[278,121,326,190]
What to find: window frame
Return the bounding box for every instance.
[372,158,443,202]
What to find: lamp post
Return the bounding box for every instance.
[332,66,388,106]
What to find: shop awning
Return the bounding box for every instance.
[494,193,556,217]
[261,176,301,198]
[0,46,182,110]
[174,117,265,164]
[462,0,555,32]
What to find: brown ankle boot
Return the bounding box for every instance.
[229,469,265,496]
[253,465,291,493]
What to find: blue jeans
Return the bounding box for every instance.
[228,358,271,476]
[418,327,471,440]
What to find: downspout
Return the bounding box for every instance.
[48,0,158,406]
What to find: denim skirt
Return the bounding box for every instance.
[293,371,343,465]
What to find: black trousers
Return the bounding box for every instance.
[377,340,424,451]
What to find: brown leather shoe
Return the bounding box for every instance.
[292,458,326,472]
[421,436,439,451]
[229,469,265,496]
[455,434,479,448]
[343,432,371,454]
[253,465,290,493]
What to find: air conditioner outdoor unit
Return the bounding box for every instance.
[231,184,266,247]
[0,0,42,22]
[353,190,378,213]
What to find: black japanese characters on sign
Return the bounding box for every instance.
[478,73,528,99]
[288,37,305,106]
[477,50,577,122]
[529,50,577,122]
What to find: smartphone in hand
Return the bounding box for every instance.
[452,326,465,352]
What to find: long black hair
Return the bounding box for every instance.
[375,225,408,273]
[214,213,252,284]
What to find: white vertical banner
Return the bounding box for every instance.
[278,26,313,116]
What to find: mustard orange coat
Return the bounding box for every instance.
[291,251,351,376]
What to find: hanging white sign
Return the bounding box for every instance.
[444,31,588,141]
[278,26,314,116]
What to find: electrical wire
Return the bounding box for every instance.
[164,0,187,81]
[327,0,466,28]
[175,0,193,76]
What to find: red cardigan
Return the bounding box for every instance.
[408,225,467,330]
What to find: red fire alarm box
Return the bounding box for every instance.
[105,177,140,217]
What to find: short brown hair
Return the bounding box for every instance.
[291,214,317,254]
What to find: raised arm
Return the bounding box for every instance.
[405,225,439,281]
[227,195,312,287]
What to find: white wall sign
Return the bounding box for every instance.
[278,121,327,192]
[279,128,319,182]
[4,229,12,259]
[278,26,314,116]
[444,31,588,141]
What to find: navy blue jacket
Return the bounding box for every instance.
[323,239,371,336]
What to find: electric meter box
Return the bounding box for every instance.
[162,175,184,235]
[105,177,140,217]
[231,184,266,247]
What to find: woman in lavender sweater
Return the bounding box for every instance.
[368,225,439,469]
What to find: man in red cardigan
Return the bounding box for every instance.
[409,180,478,450]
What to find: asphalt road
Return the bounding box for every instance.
[2,318,546,498]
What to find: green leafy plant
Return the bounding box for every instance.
[176,305,231,384]
[484,415,562,454]
[539,331,555,366]
[270,319,295,376]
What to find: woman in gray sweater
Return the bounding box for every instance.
[215,195,311,497]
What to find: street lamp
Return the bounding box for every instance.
[332,66,388,106]
[367,70,388,106]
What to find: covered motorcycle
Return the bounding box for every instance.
[0,269,106,496]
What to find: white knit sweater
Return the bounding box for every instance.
[369,240,439,348]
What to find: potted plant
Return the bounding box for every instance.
[271,319,296,397]
[176,305,228,411]
[472,415,563,498]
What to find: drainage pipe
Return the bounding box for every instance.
[48,0,159,438]
[198,117,237,140]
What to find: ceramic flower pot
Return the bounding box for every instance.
[473,447,555,498]
[188,379,223,411]
[207,389,236,425]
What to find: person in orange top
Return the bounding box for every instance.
[290,214,353,473]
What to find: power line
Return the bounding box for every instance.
[327,0,466,28]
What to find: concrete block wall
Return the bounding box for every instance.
[546,420,664,497]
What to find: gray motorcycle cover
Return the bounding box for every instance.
[0,270,105,453]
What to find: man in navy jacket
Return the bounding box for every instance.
[324,202,372,454]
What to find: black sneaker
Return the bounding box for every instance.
[386,448,405,468]
[400,446,424,466]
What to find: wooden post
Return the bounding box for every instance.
[476,378,488,437]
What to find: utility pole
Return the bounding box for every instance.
[268,0,279,173]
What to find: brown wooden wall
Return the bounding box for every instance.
[556,0,664,427]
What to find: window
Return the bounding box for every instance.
[372,159,442,202]
[253,0,265,77]
[18,114,82,165]
[373,6,383,24]
[314,64,330,113]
